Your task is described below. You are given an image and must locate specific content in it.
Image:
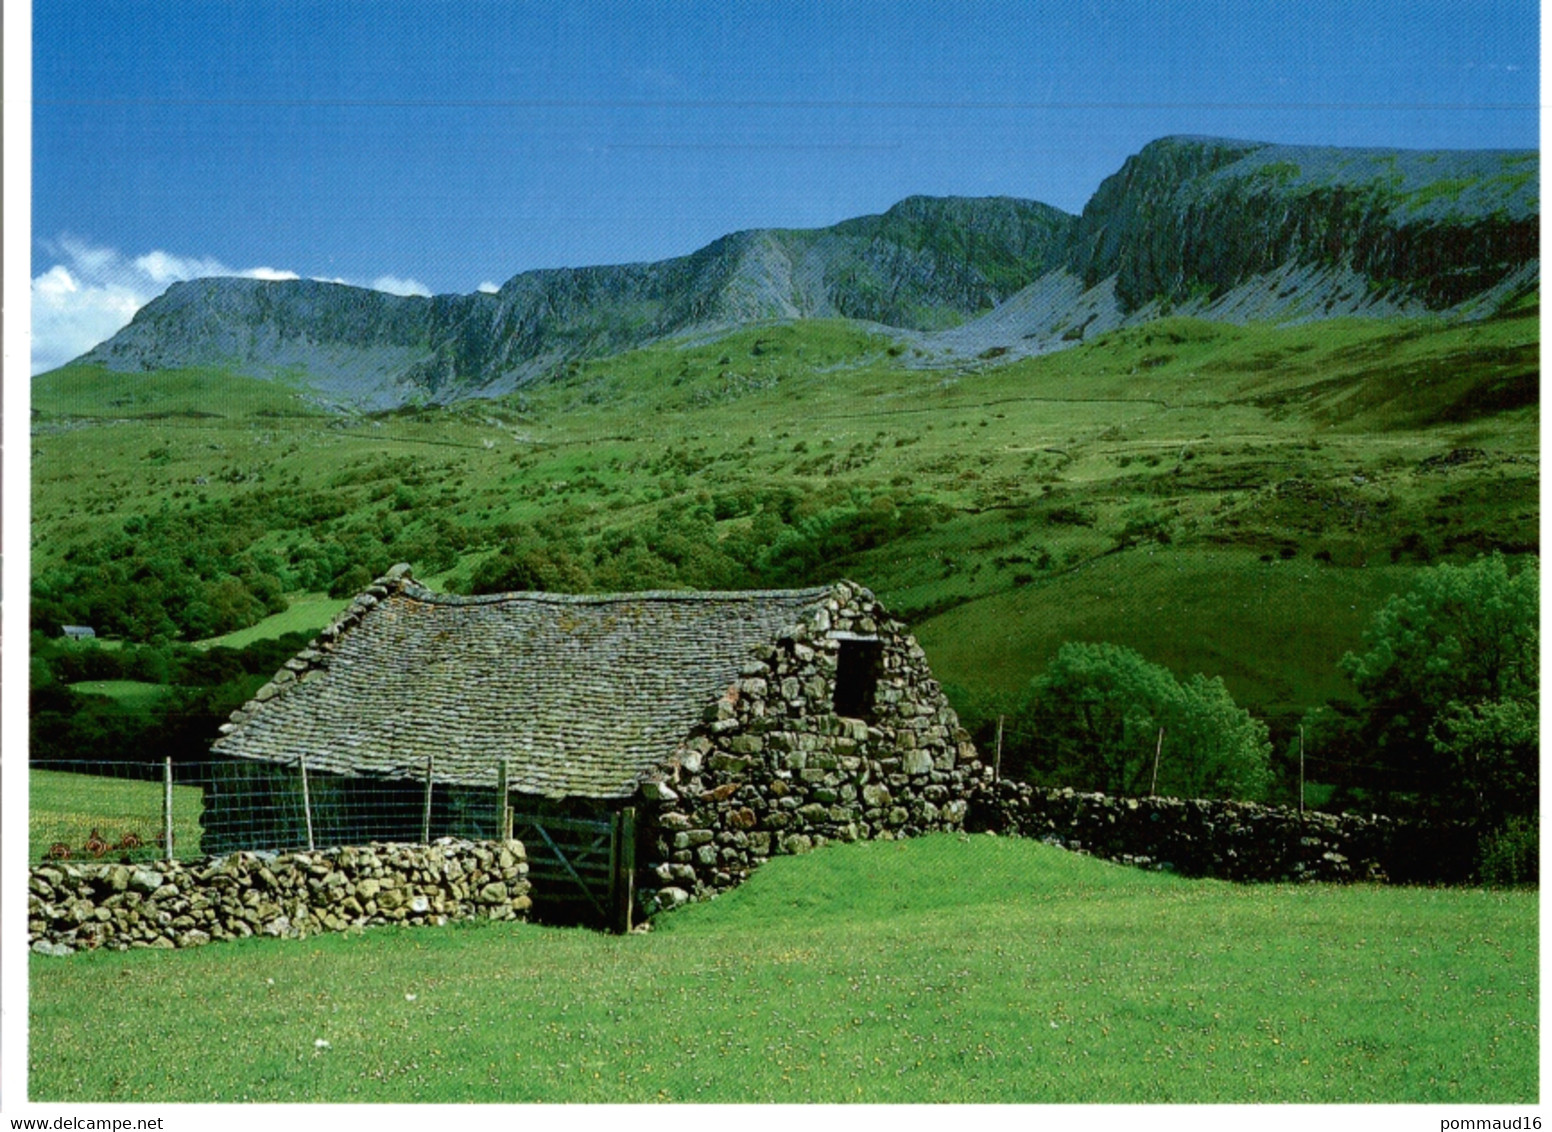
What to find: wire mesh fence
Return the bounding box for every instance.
[28,757,515,864]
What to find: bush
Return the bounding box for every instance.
[1006,642,1271,800]
[1478,816,1538,887]
[1327,552,1538,818]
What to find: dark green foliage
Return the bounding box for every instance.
[32,482,478,639]
[1477,815,1538,887]
[754,495,948,585]
[1317,553,1537,813]
[1305,554,1537,878]
[459,491,948,598]
[1001,642,1272,800]
[28,632,312,767]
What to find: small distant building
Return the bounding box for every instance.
[61,626,96,640]
[207,564,984,928]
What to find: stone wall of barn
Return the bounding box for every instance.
[636,581,986,912]
[28,839,531,956]
[968,781,1475,884]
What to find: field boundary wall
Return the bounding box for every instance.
[28,838,531,956]
[970,781,1473,884]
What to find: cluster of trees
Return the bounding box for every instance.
[32,502,477,642]
[1306,552,1537,882]
[950,553,1537,884]
[29,631,315,767]
[462,489,947,597]
[950,644,1273,803]
[34,475,947,644]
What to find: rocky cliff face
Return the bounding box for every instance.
[68,136,1538,409]
[928,136,1537,359]
[1066,135,1538,312]
[78,195,1069,408]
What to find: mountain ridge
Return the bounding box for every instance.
[67,135,1539,409]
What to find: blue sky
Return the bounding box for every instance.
[27,0,1540,372]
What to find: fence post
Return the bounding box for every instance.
[1150,726,1165,796]
[495,758,510,840]
[299,755,316,851]
[163,757,175,862]
[993,715,1005,782]
[612,807,637,934]
[1298,726,1306,819]
[422,753,435,844]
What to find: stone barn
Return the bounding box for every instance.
[208,564,983,929]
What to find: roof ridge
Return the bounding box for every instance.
[397,582,840,607]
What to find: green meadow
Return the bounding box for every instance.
[28,835,1537,1103]
[66,679,170,708]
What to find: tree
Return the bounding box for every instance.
[1168,674,1275,800]
[1334,552,1537,817]
[1429,697,1537,828]
[1007,642,1271,800]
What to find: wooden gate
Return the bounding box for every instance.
[509,808,635,932]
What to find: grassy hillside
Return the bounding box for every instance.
[28,834,1537,1103]
[30,305,1538,738]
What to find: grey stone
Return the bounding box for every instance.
[641,779,679,802]
[862,784,892,807]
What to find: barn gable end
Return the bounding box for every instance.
[636,579,984,911]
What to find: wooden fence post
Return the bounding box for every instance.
[1150,727,1165,796]
[163,757,175,862]
[495,758,510,840]
[993,715,1005,782]
[299,755,316,851]
[422,754,435,844]
[611,807,637,934]
[1299,726,1306,819]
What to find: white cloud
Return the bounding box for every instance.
[29,262,145,374]
[370,274,432,297]
[30,236,428,374]
[477,281,501,294]
[246,266,302,281]
[133,249,229,285]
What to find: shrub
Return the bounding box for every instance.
[1006,642,1271,800]
[1335,552,1537,816]
[1478,816,1538,887]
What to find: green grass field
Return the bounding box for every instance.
[29,767,204,862]
[197,592,340,649]
[66,679,170,708]
[28,835,1536,1103]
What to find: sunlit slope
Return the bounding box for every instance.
[30,305,1537,723]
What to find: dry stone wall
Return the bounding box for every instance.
[970,781,1474,884]
[28,838,531,956]
[638,581,986,912]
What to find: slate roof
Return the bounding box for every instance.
[212,576,835,800]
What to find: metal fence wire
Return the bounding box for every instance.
[29,757,513,864]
